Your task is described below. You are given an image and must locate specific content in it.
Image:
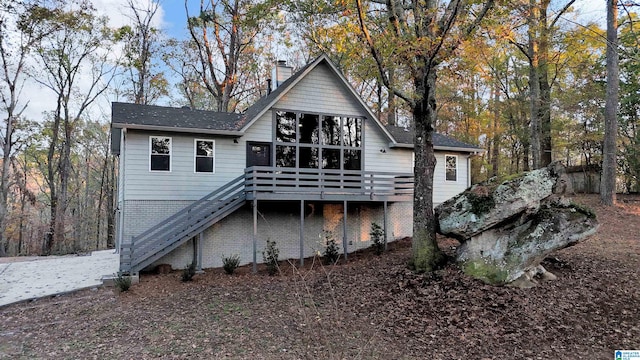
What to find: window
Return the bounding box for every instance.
[150,136,171,171]
[195,139,215,173]
[275,111,363,171]
[445,155,457,181]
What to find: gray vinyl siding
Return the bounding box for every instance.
[434,152,469,204]
[242,111,272,142]
[364,121,412,173]
[276,63,363,115]
[121,62,409,202]
[124,131,243,200]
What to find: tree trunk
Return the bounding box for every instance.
[601,0,618,205]
[388,68,396,126]
[538,4,553,167]
[491,83,500,177]
[0,120,10,257]
[528,6,542,169]
[411,68,443,273]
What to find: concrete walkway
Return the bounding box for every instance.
[0,250,119,307]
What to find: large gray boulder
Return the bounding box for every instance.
[436,162,567,239]
[436,162,598,287]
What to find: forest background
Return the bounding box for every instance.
[0,0,638,257]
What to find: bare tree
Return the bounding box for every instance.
[601,0,619,205]
[185,0,276,112]
[29,1,116,253]
[510,0,575,169]
[0,0,48,256]
[116,0,167,105]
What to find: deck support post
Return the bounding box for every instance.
[300,200,304,266]
[194,233,203,272]
[252,198,258,273]
[343,200,348,260]
[383,201,388,251]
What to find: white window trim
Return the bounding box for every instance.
[445,154,458,182]
[194,139,215,174]
[149,136,172,172]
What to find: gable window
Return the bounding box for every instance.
[275,111,363,171]
[195,139,215,173]
[445,155,457,181]
[150,136,171,171]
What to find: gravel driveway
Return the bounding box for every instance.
[0,250,119,307]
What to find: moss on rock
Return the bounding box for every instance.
[461,259,509,285]
[467,192,496,215]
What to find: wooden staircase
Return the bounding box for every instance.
[120,175,246,274]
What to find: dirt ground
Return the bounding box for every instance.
[1,194,638,359]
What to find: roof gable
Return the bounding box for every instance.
[238,54,398,144]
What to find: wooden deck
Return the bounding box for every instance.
[244,166,414,202]
[120,168,414,273]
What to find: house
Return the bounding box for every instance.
[111,54,481,274]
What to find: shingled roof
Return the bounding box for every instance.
[111,55,482,154]
[112,102,244,135]
[385,125,482,152]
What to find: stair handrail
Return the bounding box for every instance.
[130,174,246,244]
[132,185,245,256]
[130,193,247,272]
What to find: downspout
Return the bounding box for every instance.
[467,155,472,187]
[117,128,126,254]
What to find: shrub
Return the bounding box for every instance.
[262,239,279,276]
[370,222,385,255]
[181,261,197,282]
[323,231,340,265]
[114,272,132,292]
[222,254,241,275]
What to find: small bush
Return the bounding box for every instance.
[370,222,385,255]
[181,261,197,282]
[114,272,132,292]
[262,239,279,276]
[222,254,240,275]
[323,231,340,265]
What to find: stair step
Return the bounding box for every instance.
[124,179,247,273]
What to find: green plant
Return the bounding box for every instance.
[113,272,132,292]
[323,231,340,265]
[181,261,197,282]
[262,239,279,276]
[222,254,241,275]
[370,222,385,255]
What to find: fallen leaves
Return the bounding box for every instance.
[0,195,638,359]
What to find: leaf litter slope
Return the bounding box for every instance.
[0,195,638,359]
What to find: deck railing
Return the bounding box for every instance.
[244,166,414,201]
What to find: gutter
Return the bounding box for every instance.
[388,142,484,154]
[112,123,244,137]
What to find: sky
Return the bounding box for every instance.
[10,0,609,123]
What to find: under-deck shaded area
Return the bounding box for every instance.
[121,167,414,274]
